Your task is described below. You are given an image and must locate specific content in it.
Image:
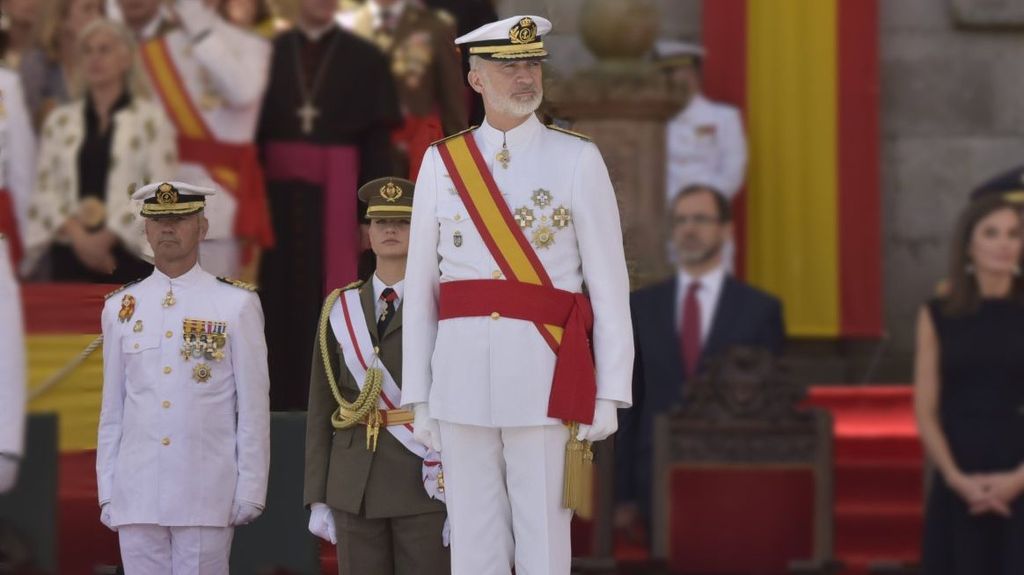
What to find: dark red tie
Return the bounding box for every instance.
[681,281,702,378]
[378,288,398,335]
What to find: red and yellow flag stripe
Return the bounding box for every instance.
[704,0,882,338]
[436,134,564,350]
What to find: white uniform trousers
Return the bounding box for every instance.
[199,240,241,278]
[118,524,234,575]
[439,421,572,575]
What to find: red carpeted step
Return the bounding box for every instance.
[834,460,924,508]
[834,502,922,560]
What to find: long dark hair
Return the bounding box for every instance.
[943,196,1024,316]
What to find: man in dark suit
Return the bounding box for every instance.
[614,180,786,535]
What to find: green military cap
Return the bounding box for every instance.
[358,177,415,220]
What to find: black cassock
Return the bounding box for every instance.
[258,25,401,410]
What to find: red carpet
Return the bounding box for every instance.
[805,385,923,574]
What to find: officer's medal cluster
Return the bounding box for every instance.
[181,318,228,383]
[513,189,572,250]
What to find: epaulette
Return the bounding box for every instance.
[545,124,592,142]
[105,278,143,299]
[342,279,365,292]
[218,277,258,291]
[431,126,478,147]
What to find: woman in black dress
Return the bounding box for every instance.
[916,196,1024,574]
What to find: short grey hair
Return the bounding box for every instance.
[468,55,485,71]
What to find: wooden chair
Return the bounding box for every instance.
[652,347,838,575]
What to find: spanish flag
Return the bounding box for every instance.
[705,0,881,338]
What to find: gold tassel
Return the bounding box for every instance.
[562,422,595,520]
[364,367,382,451]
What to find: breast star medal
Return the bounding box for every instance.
[118,294,136,323]
[532,226,555,249]
[531,189,552,209]
[192,363,212,383]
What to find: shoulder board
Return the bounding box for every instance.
[431,125,478,147]
[342,279,365,292]
[105,278,143,300]
[217,277,258,291]
[545,124,592,142]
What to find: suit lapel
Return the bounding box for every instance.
[359,284,379,343]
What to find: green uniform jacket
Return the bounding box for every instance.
[303,282,445,518]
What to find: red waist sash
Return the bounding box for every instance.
[438,279,596,423]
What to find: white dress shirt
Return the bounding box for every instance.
[676,264,727,344]
[372,274,405,319]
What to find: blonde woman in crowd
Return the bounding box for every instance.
[24,18,176,282]
[19,0,104,127]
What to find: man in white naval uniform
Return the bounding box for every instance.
[0,68,36,268]
[657,40,747,203]
[96,181,270,573]
[0,234,25,494]
[120,0,273,280]
[402,15,633,575]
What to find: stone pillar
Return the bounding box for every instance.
[544,0,687,288]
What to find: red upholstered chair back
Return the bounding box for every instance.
[666,465,816,574]
[652,346,835,575]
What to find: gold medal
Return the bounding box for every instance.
[496,146,510,169]
[192,363,212,383]
[133,320,143,333]
[532,226,555,249]
[531,189,552,208]
[514,207,535,229]
[118,294,136,323]
[163,289,176,308]
[552,205,572,229]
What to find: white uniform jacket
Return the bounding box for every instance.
[96,264,270,526]
[140,7,270,241]
[0,68,36,245]
[0,236,25,456]
[402,114,634,427]
[665,93,748,200]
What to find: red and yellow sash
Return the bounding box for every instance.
[139,38,273,249]
[435,132,596,424]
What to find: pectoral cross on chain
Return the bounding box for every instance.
[297,102,320,135]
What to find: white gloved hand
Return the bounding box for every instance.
[230,501,264,525]
[412,403,443,452]
[0,456,18,493]
[308,502,337,544]
[99,502,117,532]
[576,399,619,442]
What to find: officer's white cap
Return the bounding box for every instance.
[456,15,552,60]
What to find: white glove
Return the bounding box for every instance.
[99,502,117,532]
[230,501,264,525]
[0,456,18,493]
[576,399,618,442]
[308,502,337,544]
[412,403,443,452]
